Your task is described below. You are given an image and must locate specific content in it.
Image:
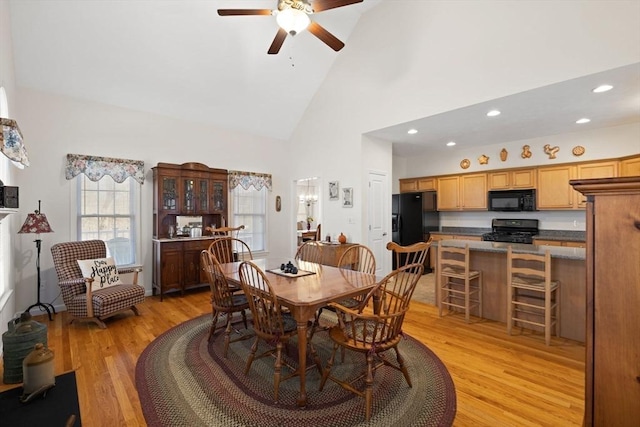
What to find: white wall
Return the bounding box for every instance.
[287,0,640,244]
[13,88,290,314]
[403,122,640,178]
[0,0,20,348]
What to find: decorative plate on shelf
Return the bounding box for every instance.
[572,145,585,156]
[460,159,470,169]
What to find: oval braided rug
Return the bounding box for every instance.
[136,314,456,426]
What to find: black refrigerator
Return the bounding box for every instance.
[391,191,440,272]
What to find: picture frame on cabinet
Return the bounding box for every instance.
[342,187,353,208]
[329,181,339,201]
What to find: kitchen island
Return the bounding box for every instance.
[434,239,586,342]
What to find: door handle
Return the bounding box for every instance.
[382,232,387,236]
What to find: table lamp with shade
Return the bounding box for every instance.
[18,200,55,320]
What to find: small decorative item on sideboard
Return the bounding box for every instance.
[338,233,347,244]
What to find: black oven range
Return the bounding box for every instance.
[482,218,539,244]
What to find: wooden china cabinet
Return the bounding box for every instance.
[571,176,640,426]
[152,162,228,300]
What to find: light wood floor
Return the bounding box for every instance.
[1,290,585,426]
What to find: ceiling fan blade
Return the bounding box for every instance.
[268,28,288,55]
[311,0,363,13]
[217,9,273,16]
[307,21,345,51]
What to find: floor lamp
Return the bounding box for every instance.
[18,200,55,320]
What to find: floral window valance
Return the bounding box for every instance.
[228,170,272,191]
[65,153,145,184]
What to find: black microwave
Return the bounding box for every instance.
[488,189,536,212]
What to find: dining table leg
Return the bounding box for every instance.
[296,319,308,407]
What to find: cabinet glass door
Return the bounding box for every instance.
[212,181,225,212]
[198,179,209,213]
[183,178,195,213]
[162,176,179,212]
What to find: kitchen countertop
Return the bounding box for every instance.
[429,228,586,242]
[436,239,585,260]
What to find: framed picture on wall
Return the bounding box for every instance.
[329,181,339,201]
[342,187,353,208]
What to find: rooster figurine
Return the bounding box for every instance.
[544,144,560,159]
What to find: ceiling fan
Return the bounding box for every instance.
[218,0,364,54]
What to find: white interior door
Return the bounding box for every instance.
[368,171,389,276]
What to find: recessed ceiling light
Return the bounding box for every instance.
[407,129,418,135]
[576,118,591,124]
[446,141,456,147]
[592,84,613,93]
[486,110,501,117]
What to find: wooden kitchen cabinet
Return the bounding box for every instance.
[437,176,460,210]
[152,238,214,300]
[488,168,536,190]
[417,177,437,191]
[153,241,182,300]
[537,165,577,209]
[399,177,437,193]
[619,154,640,177]
[437,174,487,210]
[575,161,618,208]
[534,239,586,248]
[460,173,487,209]
[399,178,418,193]
[571,177,640,426]
[152,162,228,239]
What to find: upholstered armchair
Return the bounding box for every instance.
[51,240,145,328]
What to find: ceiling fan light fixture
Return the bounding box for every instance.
[276,8,310,35]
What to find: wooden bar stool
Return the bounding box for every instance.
[437,244,482,323]
[507,246,560,346]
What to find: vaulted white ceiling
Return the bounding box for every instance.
[8,1,640,156]
[9,0,381,141]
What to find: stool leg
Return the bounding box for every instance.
[465,276,470,323]
[545,286,551,346]
[507,283,513,336]
[478,272,483,319]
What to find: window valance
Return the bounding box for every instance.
[0,118,30,167]
[65,154,145,184]
[228,170,272,191]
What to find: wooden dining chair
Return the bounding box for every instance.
[319,262,424,421]
[312,244,376,335]
[311,243,377,348]
[208,236,253,264]
[201,251,252,357]
[238,261,322,402]
[295,241,323,264]
[386,238,432,270]
[207,224,245,239]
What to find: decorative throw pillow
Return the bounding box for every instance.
[77,257,122,291]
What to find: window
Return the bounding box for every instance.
[77,175,139,265]
[231,186,267,252]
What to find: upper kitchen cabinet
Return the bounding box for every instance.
[538,160,619,209]
[575,161,618,208]
[537,165,577,209]
[152,162,228,238]
[399,177,436,193]
[437,173,487,210]
[488,168,536,190]
[619,154,640,177]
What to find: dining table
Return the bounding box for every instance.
[218,257,378,407]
